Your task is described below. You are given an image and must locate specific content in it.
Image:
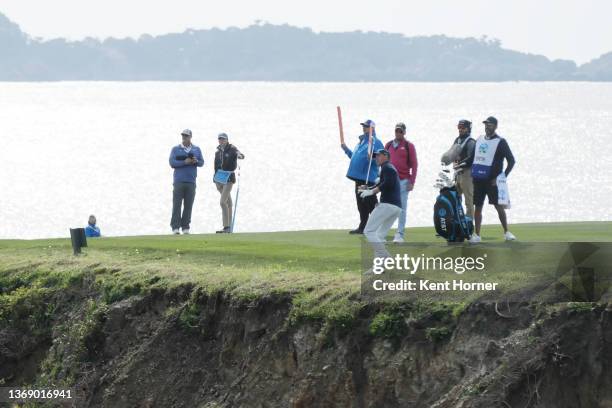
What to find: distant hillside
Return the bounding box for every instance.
[578,52,612,81]
[0,12,610,81]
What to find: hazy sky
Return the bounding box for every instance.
[1,0,610,64]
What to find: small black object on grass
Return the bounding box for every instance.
[69,228,88,255]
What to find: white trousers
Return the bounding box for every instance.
[364,203,402,258]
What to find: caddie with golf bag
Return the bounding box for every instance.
[441,119,476,219]
[434,120,476,243]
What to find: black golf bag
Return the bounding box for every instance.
[434,186,473,242]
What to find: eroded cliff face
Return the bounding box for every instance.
[2,283,611,408]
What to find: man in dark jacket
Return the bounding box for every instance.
[214,133,244,233]
[452,119,476,218]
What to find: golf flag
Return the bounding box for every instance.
[336,106,345,145]
[365,124,375,183]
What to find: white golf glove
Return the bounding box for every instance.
[360,189,375,198]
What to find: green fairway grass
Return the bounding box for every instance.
[1,222,611,323]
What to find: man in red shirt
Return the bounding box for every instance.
[385,122,418,242]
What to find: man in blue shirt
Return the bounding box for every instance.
[85,215,101,238]
[169,129,204,234]
[341,119,384,234]
[359,149,402,259]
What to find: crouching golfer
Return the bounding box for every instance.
[169,129,204,235]
[359,149,402,259]
[213,133,244,233]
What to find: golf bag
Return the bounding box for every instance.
[434,186,473,242]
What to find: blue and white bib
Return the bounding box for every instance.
[471,135,501,180]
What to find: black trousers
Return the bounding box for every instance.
[354,181,378,231]
[171,182,196,230]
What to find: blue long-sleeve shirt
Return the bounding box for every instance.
[85,224,101,238]
[342,134,384,184]
[169,144,204,184]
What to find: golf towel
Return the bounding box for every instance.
[441,136,472,165]
[496,173,511,209]
[214,170,232,184]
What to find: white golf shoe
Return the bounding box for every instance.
[172,229,180,235]
[182,229,190,235]
[469,234,482,244]
[393,233,404,243]
[504,231,516,241]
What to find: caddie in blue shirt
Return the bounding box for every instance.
[85,215,101,238]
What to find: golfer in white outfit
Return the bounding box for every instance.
[359,149,403,259]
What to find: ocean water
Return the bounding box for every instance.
[0,81,611,239]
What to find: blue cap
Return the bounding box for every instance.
[373,148,390,158]
[360,119,375,128]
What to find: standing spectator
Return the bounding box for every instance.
[213,133,244,233]
[470,117,516,243]
[169,129,204,235]
[384,122,418,242]
[341,119,384,234]
[84,215,101,238]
